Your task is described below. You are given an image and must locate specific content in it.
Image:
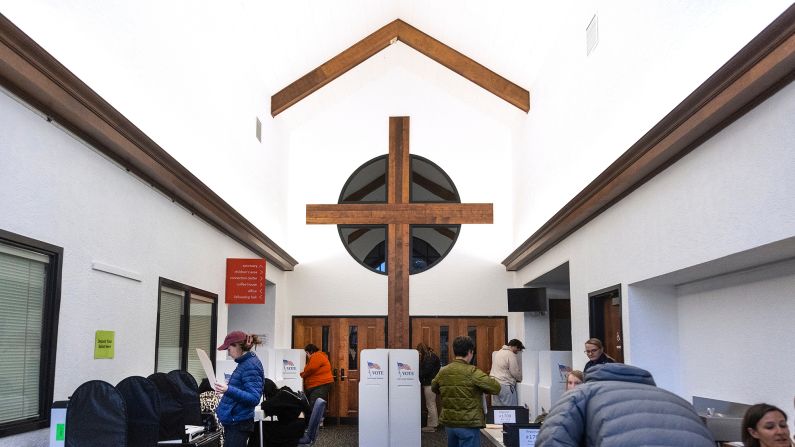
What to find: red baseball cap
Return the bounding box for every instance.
[217,330,247,350]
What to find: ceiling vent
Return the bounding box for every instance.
[586,13,599,56]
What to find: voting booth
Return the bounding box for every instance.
[388,349,420,447]
[537,351,571,415]
[516,350,539,417]
[273,348,305,391]
[359,349,420,447]
[359,349,389,447]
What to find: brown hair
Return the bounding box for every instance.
[567,370,584,383]
[584,338,603,349]
[304,343,320,354]
[416,342,434,361]
[241,333,263,352]
[742,403,788,447]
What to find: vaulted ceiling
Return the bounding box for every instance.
[270,19,530,116]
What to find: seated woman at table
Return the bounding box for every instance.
[742,403,792,447]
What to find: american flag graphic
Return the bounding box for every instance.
[397,362,412,371]
[283,359,295,367]
[558,364,571,379]
[367,361,381,370]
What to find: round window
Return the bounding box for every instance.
[338,155,461,275]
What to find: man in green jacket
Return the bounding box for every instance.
[432,336,501,447]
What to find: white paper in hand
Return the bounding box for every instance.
[196,348,217,388]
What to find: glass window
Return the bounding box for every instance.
[322,326,330,355]
[348,326,358,370]
[439,326,449,366]
[155,279,217,379]
[338,155,461,275]
[187,294,215,381]
[156,287,183,373]
[468,326,477,366]
[0,231,61,436]
[340,157,387,203]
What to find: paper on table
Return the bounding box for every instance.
[196,348,217,388]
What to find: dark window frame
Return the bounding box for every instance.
[0,229,63,438]
[154,277,218,374]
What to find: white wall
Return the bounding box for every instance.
[511,0,793,243]
[281,43,516,317]
[228,283,277,348]
[515,75,795,414]
[677,260,795,419]
[0,89,286,401]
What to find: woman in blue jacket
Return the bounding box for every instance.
[215,330,264,447]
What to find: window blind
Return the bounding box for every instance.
[0,250,46,424]
[156,287,184,373]
[187,296,213,380]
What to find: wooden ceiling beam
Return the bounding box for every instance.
[271,20,400,117]
[271,19,529,116]
[395,20,529,112]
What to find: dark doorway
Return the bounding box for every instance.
[588,285,624,363]
[548,299,572,351]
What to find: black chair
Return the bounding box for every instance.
[117,376,161,447]
[148,372,185,441]
[297,398,326,446]
[65,380,128,447]
[167,370,203,426]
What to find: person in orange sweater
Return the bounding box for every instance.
[300,344,333,422]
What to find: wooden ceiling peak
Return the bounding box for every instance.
[271,19,530,116]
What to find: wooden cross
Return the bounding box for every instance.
[306,116,493,348]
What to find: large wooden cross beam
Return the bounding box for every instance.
[307,117,493,348]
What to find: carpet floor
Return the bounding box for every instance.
[311,424,493,446]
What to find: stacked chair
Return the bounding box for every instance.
[64,371,221,447]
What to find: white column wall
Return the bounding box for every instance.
[677,261,795,415]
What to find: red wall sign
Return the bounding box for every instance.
[225,258,266,304]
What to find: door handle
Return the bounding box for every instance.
[340,368,346,381]
[332,368,338,382]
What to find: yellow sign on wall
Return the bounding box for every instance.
[94,330,115,359]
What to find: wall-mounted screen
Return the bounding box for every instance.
[507,288,547,312]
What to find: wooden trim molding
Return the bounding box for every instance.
[0,14,298,271]
[271,19,530,116]
[502,5,795,271]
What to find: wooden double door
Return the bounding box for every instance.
[293,316,507,423]
[410,317,507,374]
[293,317,386,423]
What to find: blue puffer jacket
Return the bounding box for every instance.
[536,363,714,447]
[216,351,264,425]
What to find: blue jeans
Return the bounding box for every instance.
[446,427,480,447]
[223,420,254,447]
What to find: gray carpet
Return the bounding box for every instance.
[312,425,493,446]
